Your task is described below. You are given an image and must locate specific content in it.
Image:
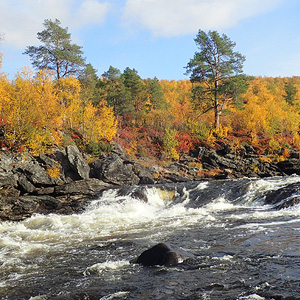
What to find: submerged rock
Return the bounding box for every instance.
[131,243,188,267]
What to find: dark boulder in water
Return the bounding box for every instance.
[264,182,300,209]
[131,243,183,267]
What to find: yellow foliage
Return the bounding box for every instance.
[259,156,272,163]
[293,133,300,151]
[211,124,230,138]
[0,68,118,154]
[25,129,53,155]
[268,138,281,154]
[94,102,118,142]
[163,127,179,160]
[159,80,193,127]
[46,164,61,178]
[82,101,118,143]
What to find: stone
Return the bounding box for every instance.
[264,182,300,208]
[277,159,300,175]
[90,155,140,185]
[0,174,17,188]
[54,178,111,197]
[137,168,156,184]
[66,145,90,180]
[13,153,55,187]
[17,173,36,194]
[131,243,181,267]
[111,144,129,160]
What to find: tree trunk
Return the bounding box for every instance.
[214,80,220,128]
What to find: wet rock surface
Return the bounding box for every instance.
[0,143,299,221]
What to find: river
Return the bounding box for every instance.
[1,176,300,299]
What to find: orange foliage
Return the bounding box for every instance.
[0,68,117,154]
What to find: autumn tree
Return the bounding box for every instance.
[186,30,246,128]
[24,19,86,79]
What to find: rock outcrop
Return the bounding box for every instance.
[0,142,299,221]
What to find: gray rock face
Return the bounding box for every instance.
[54,178,111,197]
[0,142,299,221]
[90,155,140,185]
[66,145,90,180]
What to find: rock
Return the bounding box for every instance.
[0,152,14,175]
[17,173,36,194]
[216,142,232,156]
[161,172,191,183]
[11,153,57,189]
[137,168,155,184]
[131,243,182,267]
[0,196,38,221]
[277,159,300,175]
[274,196,300,210]
[202,151,240,171]
[20,195,62,211]
[111,144,129,160]
[190,147,209,159]
[66,145,90,180]
[264,182,300,208]
[54,178,111,197]
[244,145,255,154]
[0,174,18,188]
[90,155,140,185]
[37,153,66,185]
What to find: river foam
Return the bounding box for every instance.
[2,176,300,299]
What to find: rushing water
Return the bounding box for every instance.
[1,176,300,299]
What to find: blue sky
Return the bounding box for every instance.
[0,0,300,80]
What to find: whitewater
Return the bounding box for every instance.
[1,175,300,299]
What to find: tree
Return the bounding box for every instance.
[121,67,147,118]
[284,78,297,105]
[98,66,130,116]
[78,63,101,104]
[186,30,246,128]
[24,19,86,79]
[144,77,167,110]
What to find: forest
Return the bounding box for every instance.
[1,20,300,164]
[1,61,300,162]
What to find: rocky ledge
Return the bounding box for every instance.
[0,143,299,221]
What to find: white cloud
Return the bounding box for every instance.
[76,0,110,26]
[0,0,110,49]
[123,0,284,37]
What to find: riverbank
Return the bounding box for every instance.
[1,143,299,221]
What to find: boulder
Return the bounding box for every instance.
[66,145,90,180]
[13,153,55,187]
[0,174,18,188]
[54,178,111,197]
[131,243,181,267]
[0,196,38,221]
[90,155,140,185]
[277,159,300,175]
[264,182,300,208]
[37,153,66,185]
[111,144,129,160]
[0,152,14,175]
[17,173,36,194]
[137,168,155,184]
